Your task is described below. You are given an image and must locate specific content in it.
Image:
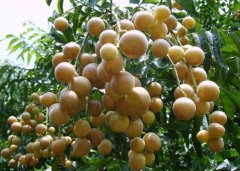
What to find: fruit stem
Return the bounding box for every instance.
[170,31,182,46]
[45,107,49,130]
[187,64,198,91]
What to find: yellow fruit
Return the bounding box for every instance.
[130,137,145,152]
[150,21,168,40]
[51,139,66,155]
[120,19,135,31]
[39,136,51,148]
[173,97,196,120]
[165,15,178,31]
[209,101,214,113]
[1,148,11,160]
[100,43,118,61]
[65,160,72,169]
[69,76,91,98]
[197,80,220,101]
[125,118,144,138]
[11,122,22,133]
[209,111,227,125]
[196,130,209,143]
[207,123,225,139]
[7,116,17,125]
[54,17,69,32]
[52,52,68,68]
[59,88,79,111]
[19,155,26,165]
[184,47,205,66]
[168,46,185,64]
[105,82,123,101]
[147,82,162,97]
[8,159,17,168]
[88,100,102,117]
[152,39,170,58]
[22,124,32,134]
[54,62,76,83]
[99,30,118,45]
[79,53,96,67]
[120,30,148,58]
[193,95,210,117]
[40,92,57,107]
[102,55,125,74]
[87,17,105,36]
[21,112,31,122]
[74,119,91,138]
[82,63,102,84]
[172,0,183,10]
[129,153,146,171]
[180,36,189,45]
[48,103,69,126]
[87,128,104,146]
[97,62,112,83]
[109,112,129,133]
[144,152,155,166]
[142,111,155,125]
[91,113,106,127]
[154,5,171,22]
[143,132,161,152]
[110,71,135,95]
[31,93,40,103]
[133,76,141,87]
[208,138,224,152]
[72,138,91,157]
[102,94,116,111]
[177,26,188,37]
[173,61,188,81]
[35,124,47,135]
[174,84,194,99]
[182,16,195,30]
[63,42,81,60]
[98,139,112,155]
[134,11,154,30]
[149,97,163,113]
[185,67,207,85]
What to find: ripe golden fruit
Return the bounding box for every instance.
[72,138,91,157]
[102,55,125,74]
[143,132,161,152]
[115,96,135,115]
[32,141,41,151]
[184,47,205,66]
[65,160,72,169]
[173,97,196,120]
[99,30,118,45]
[11,136,21,146]
[209,101,214,112]
[31,93,40,103]
[209,111,227,125]
[79,53,95,67]
[7,116,17,125]
[98,139,112,155]
[134,76,141,87]
[168,46,185,64]
[110,71,135,95]
[59,88,79,111]
[91,113,106,127]
[87,17,105,36]
[69,76,91,98]
[130,137,145,152]
[11,122,22,133]
[180,36,189,45]
[22,124,32,134]
[208,138,224,152]
[35,124,47,135]
[120,30,148,58]
[1,148,11,160]
[144,152,155,166]
[196,130,209,143]
[126,87,151,111]
[120,19,135,31]
[21,111,31,122]
[150,97,163,113]
[154,5,171,22]
[54,62,76,83]
[174,84,194,99]
[19,155,26,165]
[97,62,112,83]
[142,110,155,125]
[52,52,68,68]
[48,126,55,134]
[147,82,162,97]
[105,82,123,101]
[51,139,66,155]
[87,128,104,146]
[165,15,178,31]
[173,62,188,81]
[129,153,146,171]
[134,11,154,30]
[100,43,118,61]
[125,118,144,138]
[63,42,81,60]
[182,16,195,30]
[95,41,102,57]
[150,21,168,40]
[102,94,116,111]
[39,136,51,148]
[193,95,210,117]
[152,39,170,58]
[109,112,129,133]
[74,119,91,138]
[40,92,57,107]
[54,17,69,32]
[172,0,183,10]
[88,100,102,117]
[208,123,225,139]
[48,103,69,126]
[82,63,102,84]
[35,113,45,123]
[185,67,207,85]
[9,159,17,168]
[197,80,220,102]
[177,26,188,37]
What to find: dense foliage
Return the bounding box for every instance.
[0,0,240,170]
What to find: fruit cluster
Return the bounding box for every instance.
[1,1,227,170]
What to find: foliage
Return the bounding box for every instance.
[0,0,240,170]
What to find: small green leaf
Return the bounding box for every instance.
[72,7,81,34]
[46,0,52,6]
[220,90,235,120]
[161,121,191,130]
[176,0,199,17]
[57,0,64,14]
[229,32,240,54]
[130,0,141,4]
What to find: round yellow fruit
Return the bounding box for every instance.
[54,17,69,32]
[143,132,161,152]
[168,46,185,64]
[182,16,195,30]
[184,46,205,66]
[207,123,225,139]
[98,139,112,155]
[54,62,76,83]
[197,80,220,102]
[196,130,209,143]
[173,97,196,120]
[63,42,81,60]
[152,39,170,58]
[154,5,171,22]
[100,43,118,61]
[209,111,227,125]
[87,17,105,36]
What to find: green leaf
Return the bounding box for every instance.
[176,0,199,17]
[72,7,81,34]
[46,0,52,6]
[7,37,19,49]
[143,0,160,3]
[211,28,228,69]
[229,32,240,54]
[89,0,98,7]
[222,88,240,109]
[161,121,191,130]
[57,0,64,14]
[220,90,235,120]
[130,0,141,4]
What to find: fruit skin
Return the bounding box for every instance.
[174,84,195,99]
[130,137,145,152]
[120,19,135,31]
[125,118,144,138]
[87,17,105,36]
[51,139,66,155]
[63,42,81,60]
[54,62,76,84]
[173,62,188,81]
[193,95,210,117]
[209,111,227,125]
[144,152,155,166]
[87,128,104,146]
[142,110,155,125]
[182,16,195,30]
[54,17,69,32]
[99,30,118,45]
[147,82,162,97]
[154,5,171,22]
[48,103,69,126]
[152,39,170,58]
[69,76,91,98]
[134,11,154,30]
[150,21,168,40]
[173,97,196,120]
[72,138,91,157]
[168,46,185,64]
[197,80,220,102]
[196,130,209,143]
[149,97,163,113]
[74,119,91,138]
[40,92,57,107]
[129,153,146,171]
[79,53,95,67]
[100,43,118,61]
[208,138,224,152]
[98,139,112,155]
[207,123,225,139]
[184,47,205,66]
[120,30,148,58]
[143,132,161,152]
[109,112,129,133]
[165,15,178,31]
[52,52,68,68]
